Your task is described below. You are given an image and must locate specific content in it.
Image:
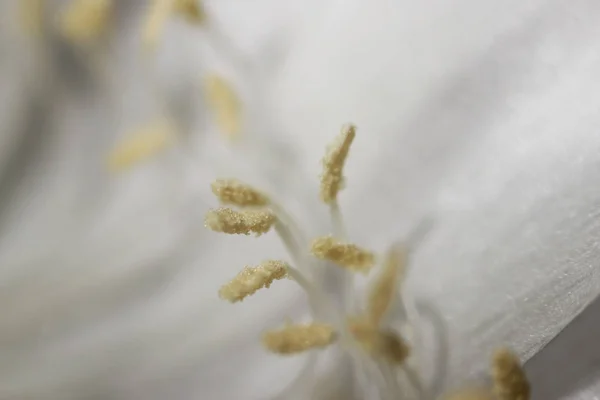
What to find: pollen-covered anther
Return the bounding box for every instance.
[205,207,275,236]
[444,388,495,400]
[211,179,269,207]
[20,0,44,36]
[262,323,337,355]
[174,0,205,23]
[218,260,288,302]
[204,74,242,140]
[59,0,113,44]
[367,245,407,325]
[142,0,173,50]
[310,235,374,273]
[492,348,531,400]
[320,124,356,204]
[348,318,409,364]
[107,121,175,172]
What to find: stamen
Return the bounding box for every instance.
[142,0,173,51]
[19,0,44,37]
[204,74,242,141]
[310,235,375,273]
[218,260,288,302]
[492,348,531,400]
[173,0,205,24]
[367,245,407,326]
[262,323,337,355]
[107,121,175,172]
[348,318,410,364]
[58,0,112,44]
[211,179,270,207]
[320,124,356,204]
[205,207,275,236]
[444,388,495,400]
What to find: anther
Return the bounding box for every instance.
[204,74,242,140]
[492,348,531,400]
[262,323,337,355]
[211,179,269,207]
[367,245,407,325]
[310,235,374,273]
[320,124,355,204]
[174,0,205,24]
[205,208,275,236]
[59,0,112,44]
[107,121,175,172]
[348,318,410,364]
[219,260,288,302]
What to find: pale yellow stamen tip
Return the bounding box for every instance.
[211,179,269,207]
[174,0,205,24]
[107,122,175,172]
[205,208,275,236]
[444,388,495,400]
[320,124,356,204]
[310,235,374,273]
[492,348,531,400]
[19,0,45,37]
[219,260,288,302]
[141,0,172,51]
[204,74,242,141]
[367,245,407,326]
[59,0,112,44]
[348,318,409,364]
[262,323,337,355]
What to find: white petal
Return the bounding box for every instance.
[272,0,600,390]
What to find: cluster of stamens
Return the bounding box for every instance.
[23,2,531,398]
[205,125,531,400]
[22,1,241,172]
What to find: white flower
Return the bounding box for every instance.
[1,0,600,399]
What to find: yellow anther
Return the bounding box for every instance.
[444,388,495,400]
[367,245,407,326]
[492,348,530,400]
[310,235,374,273]
[59,0,113,44]
[174,0,205,24]
[211,179,269,207]
[142,0,206,50]
[320,124,355,204]
[204,74,242,141]
[219,260,288,302]
[262,323,337,355]
[141,0,172,51]
[107,121,175,172]
[205,208,276,236]
[348,318,409,364]
[20,0,45,37]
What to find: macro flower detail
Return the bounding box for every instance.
[205,124,532,399]
[20,0,45,36]
[142,0,205,51]
[218,260,288,303]
[58,0,113,45]
[262,323,337,355]
[204,207,276,236]
[107,120,176,172]
[204,74,243,141]
[310,235,375,273]
[320,123,355,205]
[492,349,531,400]
[211,178,270,207]
[367,245,407,326]
[173,0,205,24]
